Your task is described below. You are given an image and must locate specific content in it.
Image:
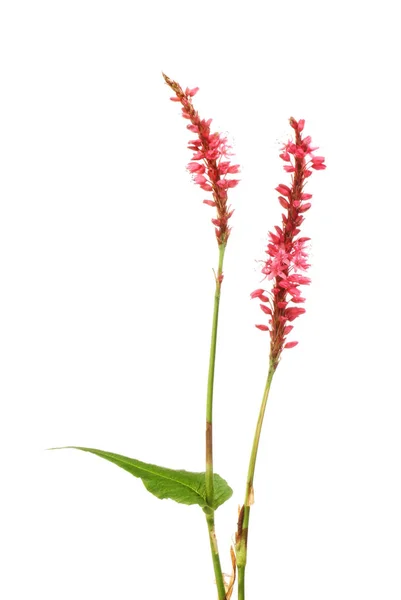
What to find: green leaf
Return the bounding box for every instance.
[52,447,232,510]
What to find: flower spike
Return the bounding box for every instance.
[252,118,326,368]
[163,73,240,245]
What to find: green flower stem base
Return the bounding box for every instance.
[237,361,276,600]
[206,511,227,600]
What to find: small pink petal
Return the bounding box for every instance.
[187,162,205,174]
[284,341,298,349]
[203,200,216,207]
[288,275,311,285]
[255,324,269,331]
[250,289,266,299]
[278,196,289,209]
[276,184,292,197]
[260,304,272,315]
[218,161,230,174]
[206,149,219,160]
[185,86,199,97]
[286,307,306,321]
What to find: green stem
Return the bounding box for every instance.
[204,241,226,600]
[238,565,245,600]
[206,512,227,600]
[205,242,226,504]
[237,361,276,600]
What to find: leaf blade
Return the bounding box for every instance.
[52,446,232,510]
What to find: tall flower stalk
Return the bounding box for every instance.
[163,73,239,600]
[236,118,326,600]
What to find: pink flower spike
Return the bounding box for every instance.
[163,72,239,244]
[256,324,269,331]
[250,117,325,365]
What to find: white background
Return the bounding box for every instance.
[1,1,400,599]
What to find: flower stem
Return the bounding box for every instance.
[206,241,226,503]
[206,511,227,600]
[204,241,226,600]
[237,360,276,600]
